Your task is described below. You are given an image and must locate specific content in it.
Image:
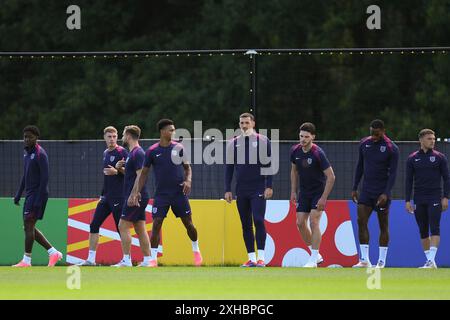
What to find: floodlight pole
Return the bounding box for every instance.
[245,50,258,125]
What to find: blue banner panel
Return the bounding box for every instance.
[349,200,450,267]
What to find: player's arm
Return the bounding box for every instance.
[103,151,120,176]
[352,143,364,202]
[317,166,336,211]
[115,155,126,175]
[104,165,119,175]
[224,141,235,203]
[128,150,149,207]
[440,155,450,211]
[128,166,150,207]
[379,145,399,207]
[116,150,128,175]
[134,149,152,195]
[182,161,192,195]
[290,163,298,202]
[405,157,415,214]
[102,152,119,185]
[33,151,49,208]
[14,172,25,205]
[263,137,273,199]
[116,164,125,175]
[136,167,150,194]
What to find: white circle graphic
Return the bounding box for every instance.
[334,221,358,256]
[265,200,290,223]
[264,233,275,264]
[282,248,310,267]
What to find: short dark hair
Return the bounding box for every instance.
[370,119,385,130]
[124,125,141,140]
[239,113,255,121]
[157,119,174,132]
[299,122,316,135]
[418,128,435,139]
[23,125,40,137]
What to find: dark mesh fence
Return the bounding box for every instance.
[2,139,449,200]
[255,52,450,141]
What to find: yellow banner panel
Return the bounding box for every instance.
[158,200,226,266]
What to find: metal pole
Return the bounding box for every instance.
[245,50,258,122]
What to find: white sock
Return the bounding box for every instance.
[192,240,200,252]
[360,244,369,262]
[257,250,265,262]
[123,254,131,263]
[143,256,151,264]
[429,247,438,262]
[310,249,319,263]
[47,247,57,255]
[23,254,31,264]
[309,245,321,256]
[151,248,158,261]
[87,250,96,263]
[379,246,388,263]
[425,250,430,261]
[248,252,256,262]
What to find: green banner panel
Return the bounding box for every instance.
[0,198,68,265]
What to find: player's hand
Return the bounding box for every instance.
[290,191,297,202]
[351,191,358,203]
[442,198,448,212]
[264,188,273,200]
[115,158,125,169]
[376,194,388,208]
[316,197,327,211]
[224,192,233,203]
[405,201,415,214]
[130,192,141,207]
[13,198,20,206]
[128,192,141,207]
[104,165,118,176]
[182,180,192,195]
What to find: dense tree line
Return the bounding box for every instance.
[0,0,449,140]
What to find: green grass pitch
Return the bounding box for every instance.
[1,267,449,299]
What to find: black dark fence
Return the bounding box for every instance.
[2,139,449,200]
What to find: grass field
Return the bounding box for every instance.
[1,266,449,300]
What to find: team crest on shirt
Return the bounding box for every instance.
[307,158,313,165]
[110,156,115,162]
[30,153,35,159]
[152,207,158,213]
[430,156,436,163]
[172,150,178,156]
[380,146,386,153]
[252,141,258,148]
